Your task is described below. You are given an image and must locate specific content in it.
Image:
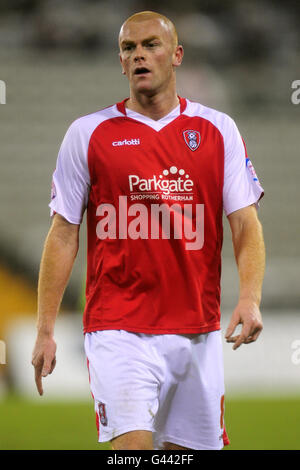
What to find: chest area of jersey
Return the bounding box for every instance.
[88,116,224,201]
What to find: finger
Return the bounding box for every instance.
[244,337,255,344]
[33,356,44,395]
[234,321,263,348]
[232,335,246,350]
[35,365,43,396]
[244,328,262,344]
[225,318,240,339]
[226,335,240,343]
[232,327,251,350]
[42,355,54,377]
[49,357,56,375]
[251,328,262,341]
[235,319,254,345]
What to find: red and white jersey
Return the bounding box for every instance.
[49,97,264,334]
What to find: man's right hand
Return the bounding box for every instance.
[31,333,57,396]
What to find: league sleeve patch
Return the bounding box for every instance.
[51,180,57,200]
[246,157,259,182]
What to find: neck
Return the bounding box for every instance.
[126,86,180,121]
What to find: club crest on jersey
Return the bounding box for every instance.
[183,130,200,151]
[98,402,108,426]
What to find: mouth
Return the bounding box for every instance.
[134,67,151,76]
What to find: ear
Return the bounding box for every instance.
[119,53,126,75]
[172,45,184,68]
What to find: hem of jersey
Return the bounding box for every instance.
[97,424,155,443]
[225,191,264,216]
[155,433,225,451]
[83,322,221,335]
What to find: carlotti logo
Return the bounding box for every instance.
[112,138,140,146]
[95,166,204,250]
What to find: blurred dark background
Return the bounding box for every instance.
[0,0,299,309]
[0,0,299,450]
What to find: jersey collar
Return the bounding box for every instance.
[116,96,187,117]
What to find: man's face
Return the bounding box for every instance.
[119,18,182,96]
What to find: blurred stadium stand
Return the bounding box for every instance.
[0,0,299,400]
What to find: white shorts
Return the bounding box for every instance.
[84,329,229,450]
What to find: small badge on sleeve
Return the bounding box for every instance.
[51,180,57,200]
[246,158,259,182]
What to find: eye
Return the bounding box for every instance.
[123,45,134,51]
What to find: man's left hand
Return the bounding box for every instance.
[225,299,263,350]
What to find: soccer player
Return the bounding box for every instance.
[32,11,265,450]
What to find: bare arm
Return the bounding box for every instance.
[225,204,265,350]
[32,213,80,395]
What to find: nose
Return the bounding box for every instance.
[133,44,145,62]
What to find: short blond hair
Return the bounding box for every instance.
[119,11,178,48]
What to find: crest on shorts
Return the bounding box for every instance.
[183,130,201,151]
[98,402,108,426]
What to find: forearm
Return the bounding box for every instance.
[37,218,79,336]
[232,215,265,306]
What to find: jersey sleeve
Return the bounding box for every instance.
[222,116,264,216]
[49,119,91,224]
